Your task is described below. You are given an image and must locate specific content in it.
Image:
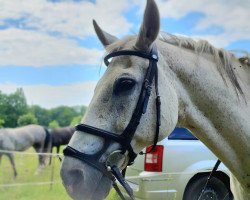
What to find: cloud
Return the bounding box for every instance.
[158,0,250,47]
[0,0,132,37]
[0,0,249,67]
[0,28,104,67]
[0,82,97,108]
[0,0,133,67]
[134,0,250,48]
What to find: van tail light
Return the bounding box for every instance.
[144,145,164,172]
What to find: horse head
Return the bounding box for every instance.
[60,0,179,199]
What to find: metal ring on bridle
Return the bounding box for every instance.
[105,150,128,170]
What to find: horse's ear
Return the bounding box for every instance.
[135,0,160,51]
[93,20,118,47]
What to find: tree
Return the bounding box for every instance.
[0,89,87,128]
[0,118,4,128]
[30,105,51,126]
[0,88,28,127]
[17,113,38,126]
[70,115,82,126]
[50,106,79,127]
[48,120,60,129]
[0,91,7,126]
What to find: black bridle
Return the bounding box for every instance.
[63,44,161,200]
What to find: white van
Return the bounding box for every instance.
[121,128,233,200]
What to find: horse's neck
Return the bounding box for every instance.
[159,42,250,112]
[231,174,250,200]
[233,59,250,99]
[159,42,250,196]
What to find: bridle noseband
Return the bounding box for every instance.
[63,44,161,200]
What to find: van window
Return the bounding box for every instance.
[168,127,198,140]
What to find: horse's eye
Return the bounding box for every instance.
[114,78,136,95]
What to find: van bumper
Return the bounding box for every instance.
[119,173,178,200]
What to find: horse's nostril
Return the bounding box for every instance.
[64,169,84,192]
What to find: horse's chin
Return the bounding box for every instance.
[60,156,112,200]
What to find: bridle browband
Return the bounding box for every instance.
[63,44,161,200]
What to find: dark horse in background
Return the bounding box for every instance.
[0,124,50,178]
[49,126,75,164]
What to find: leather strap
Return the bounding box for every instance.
[104,49,158,66]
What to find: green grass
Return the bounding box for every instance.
[0,148,119,200]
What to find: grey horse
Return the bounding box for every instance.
[0,124,50,178]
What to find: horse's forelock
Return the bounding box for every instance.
[105,36,137,55]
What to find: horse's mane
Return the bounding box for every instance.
[160,32,249,65]
[161,32,250,97]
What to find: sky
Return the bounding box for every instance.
[0,0,249,108]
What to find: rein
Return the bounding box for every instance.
[63,44,161,200]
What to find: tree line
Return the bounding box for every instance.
[0,88,87,128]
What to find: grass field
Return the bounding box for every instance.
[0,148,118,200]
